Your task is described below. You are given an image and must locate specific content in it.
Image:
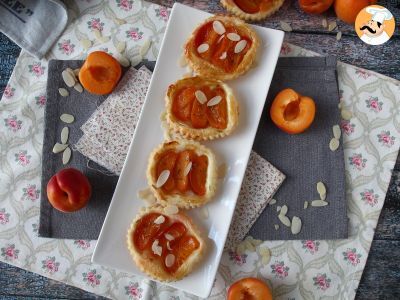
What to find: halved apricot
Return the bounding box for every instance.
[174,150,193,193]
[79,51,122,95]
[169,235,200,273]
[191,99,208,129]
[190,155,208,196]
[227,277,273,300]
[172,87,196,122]
[156,150,178,192]
[133,213,169,251]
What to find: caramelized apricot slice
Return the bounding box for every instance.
[133,213,169,251]
[206,88,228,129]
[79,51,122,95]
[169,235,200,273]
[174,150,193,193]
[172,87,196,122]
[191,99,208,129]
[190,155,208,196]
[157,151,178,192]
[234,0,261,13]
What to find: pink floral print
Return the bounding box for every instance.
[360,189,379,207]
[35,95,46,107]
[365,96,383,113]
[42,256,60,274]
[4,115,22,132]
[155,7,169,22]
[348,153,367,171]
[1,244,19,261]
[377,131,395,147]
[15,150,31,166]
[116,0,133,11]
[0,208,10,225]
[57,39,75,55]
[22,184,40,201]
[126,28,143,41]
[28,62,45,77]
[301,240,320,254]
[355,68,371,79]
[271,261,289,279]
[342,248,361,266]
[341,120,355,135]
[74,239,91,249]
[124,281,143,299]
[3,84,15,98]
[83,269,101,287]
[228,250,247,266]
[280,44,292,55]
[87,18,104,32]
[313,273,331,291]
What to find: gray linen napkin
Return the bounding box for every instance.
[249,57,348,240]
[39,60,155,239]
[0,0,67,59]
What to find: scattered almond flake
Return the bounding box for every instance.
[276,205,281,212]
[178,55,187,67]
[234,40,247,54]
[137,188,156,204]
[182,72,193,78]
[197,43,209,54]
[154,215,166,224]
[184,161,192,176]
[336,31,342,41]
[245,241,256,252]
[279,204,288,215]
[74,83,83,93]
[207,96,222,107]
[274,224,279,230]
[52,143,68,154]
[62,70,76,87]
[280,21,292,32]
[164,204,179,215]
[117,55,130,67]
[217,34,225,44]
[140,39,152,57]
[166,241,172,251]
[219,52,227,60]
[332,125,341,139]
[291,216,302,235]
[93,29,102,39]
[236,243,246,255]
[303,201,308,209]
[73,68,80,77]
[251,239,263,246]
[278,214,291,227]
[311,200,329,207]
[165,254,175,267]
[61,127,69,144]
[130,55,143,67]
[259,246,270,256]
[65,68,76,80]
[218,163,227,179]
[116,41,126,53]
[227,32,240,41]
[80,39,92,50]
[328,21,337,32]
[329,137,340,151]
[62,147,71,165]
[156,170,170,188]
[113,17,126,25]
[338,102,343,109]
[322,18,328,28]
[60,113,74,124]
[320,193,326,201]
[201,207,209,219]
[269,199,277,205]
[262,255,271,265]
[151,240,162,256]
[316,181,326,195]
[341,109,352,120]
[58,88,69,97]
[165,233,174,241]
[212,20,226,35]
[195,90,207,104]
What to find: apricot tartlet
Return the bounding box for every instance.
[184,15,259,80]
[127,205,205,281]
[221,0,285,21]
[147,140,217,208]
[165,76,239,140]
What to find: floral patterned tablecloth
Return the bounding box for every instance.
[1,1,399,299]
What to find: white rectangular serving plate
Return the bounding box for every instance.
[92,3,283,298]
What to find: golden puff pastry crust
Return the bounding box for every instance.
[127,205,206,282]
[147,140,218,209]
[221,0,285,21]
[184,15,260,81]
[165,76,239,141]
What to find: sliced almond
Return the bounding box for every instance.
[195,90,207,104]
[316,181,326,195]
[137,188,153,200]
[332,125,341,139]
[259,246,270,256]
[130,55,143,67]
[303,201,308,209]
[322,18,328,28]
[219,52,227,60]
[116,41,126,53]
[338,102,343,109]
[62,70,76,87]
[311,200,329,207]
[184,161,192,176]
[65,68,76,80]
[113,17,126,25]
[278,214,291,227]
[329,138,340,151]
[274,224,279,230]
[280,21,292,32]
[60,113,74,124]
[52,143,68,154]
[58,88,69,97]
[73,83,83,93]
[61,127,69,144]
[166,241,173,251]
[280,205,288,216]
[328,21,337,32]
[165,233,174,241]
[212,20,226,35]
[165,254,175,267]
[73,68,80,77]
[207,96,222,107]
[182,72,192,78]
[291,216,302,235]
[164,204,179,215]
[154,215,165,224]
[217,34,225,44]
[117,55,131,67]
[151,240,162,256]
[269,199,277,205]
[197,43,209,54]
[251,239,263,246]
[227,33,240,41]
[140,39,152,57]
[262,255,271,265]
[320,193,326,201]
[236,243,246,255]
[80,39,92,50]
[156,170,170,188]
[336,31,342,41]
[341,109,352,120]
[234,40,247,54]
[62,147,71,165]
[93,29,102,39]
[276,205,281,212]
[245,241,256,252]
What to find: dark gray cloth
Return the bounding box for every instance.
[39,59,155,240]
[249,57,348,240]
